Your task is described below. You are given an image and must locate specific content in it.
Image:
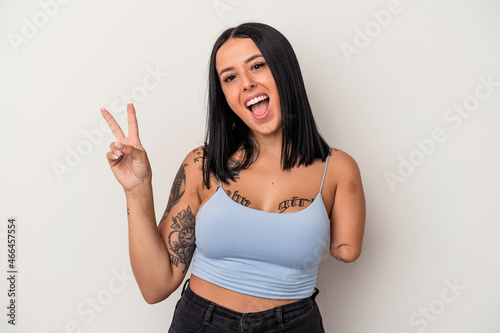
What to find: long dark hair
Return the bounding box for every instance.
[203,22,330,188]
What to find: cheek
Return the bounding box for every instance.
[223,89,242,111]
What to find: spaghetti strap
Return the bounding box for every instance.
[319,153,330,194]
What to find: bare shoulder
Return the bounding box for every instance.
[183,146,205,167]
[328,148,362,179]
[180,146,206,185]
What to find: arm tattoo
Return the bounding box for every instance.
[194,148,219,185]
[160,164,188,223]
[225,189,251,207]
[192,148,203,163]
[278,196,315,213]
[168,206,196,274]
[127,208,129,216]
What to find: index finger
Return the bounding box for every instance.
[100,107,126,142]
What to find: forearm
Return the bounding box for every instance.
[125,182,174,302]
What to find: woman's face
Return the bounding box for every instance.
[216,38,282,140]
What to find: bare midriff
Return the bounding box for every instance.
[189,274,302,313]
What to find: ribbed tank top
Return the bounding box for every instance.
[191,154,330,299]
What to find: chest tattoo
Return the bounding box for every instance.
[278,196,315,213]
[226,189,251,207]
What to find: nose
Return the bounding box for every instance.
[242,74,256,91]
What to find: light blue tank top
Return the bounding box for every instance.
[191,155,330,299]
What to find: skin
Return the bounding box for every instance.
[216,38,282,144]
[101,37,365,312]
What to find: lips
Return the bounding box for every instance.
[244,93,270,119]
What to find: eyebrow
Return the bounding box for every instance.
[218,54,264,77]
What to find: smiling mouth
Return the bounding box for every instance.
[246,95,270,116]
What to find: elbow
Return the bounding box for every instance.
[144,295,164,305]
[331,245,362,263]
[137,274,184,304]
[143,294,166,305]
[338,253,360,263]
[141,288,172,305]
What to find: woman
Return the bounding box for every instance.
[101,23,365,332]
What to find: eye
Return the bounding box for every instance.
[252,62,266,70]
[223,74,236,82]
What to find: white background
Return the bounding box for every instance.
[1,0,499,332]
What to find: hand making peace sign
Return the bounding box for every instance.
[101,103,152,192]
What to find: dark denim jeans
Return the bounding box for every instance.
[168,280,325,333]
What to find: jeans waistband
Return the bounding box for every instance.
[179,279,319,331]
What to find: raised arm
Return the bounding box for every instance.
[329,150,366,263]
[101,103,201,303]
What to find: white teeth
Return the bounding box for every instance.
[246,95,269,107]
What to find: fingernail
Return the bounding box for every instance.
[128,101,133,105]
[100,107,106,112]
[115,142,124,150]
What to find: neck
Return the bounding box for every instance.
[252,130,283,165]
